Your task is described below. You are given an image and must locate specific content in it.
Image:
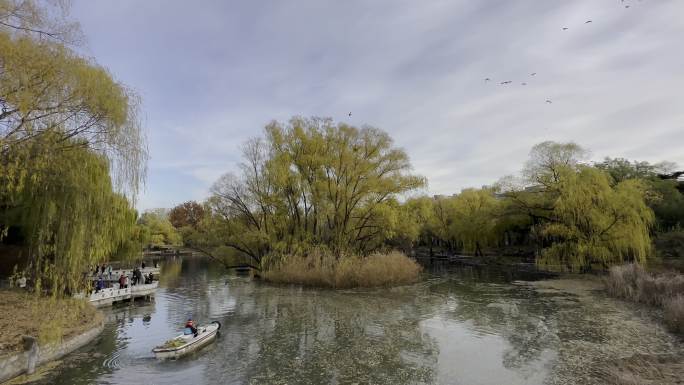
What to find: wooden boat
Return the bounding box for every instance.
[152,321,221,359]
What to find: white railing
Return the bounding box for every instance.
[130,281,159,295]
[76,281,159,307]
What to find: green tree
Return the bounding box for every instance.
[649,179,684,231]
[138,210,182,247]
[0,22,145,197]
[502,142,655,271]
[595,157,675,184]
[0,0,146,293]
[430,196,457,251]
[203,117,425,266]
[448,188,502,256]
[390,197,435,253]
[0,0,81,43]
[401,190,502,256]
[523,141,589,186]
[595,157,684,230]
[537,166,654,270]
[503,141,591,246]
[0,137,138,293]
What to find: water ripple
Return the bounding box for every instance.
[102,351,122,369]
[27,258,684,385]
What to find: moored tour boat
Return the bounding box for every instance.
[152,321,221,359]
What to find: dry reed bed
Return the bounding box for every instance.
[598,353,684,385]
[263,251,422,288]
[604,264,684,334]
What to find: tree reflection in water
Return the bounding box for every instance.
[218,285,441,385]
[23,258,683,385]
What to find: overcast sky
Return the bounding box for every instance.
[71,0,684,210]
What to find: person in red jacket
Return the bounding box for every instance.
[118,273,127,289]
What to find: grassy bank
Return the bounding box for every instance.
[263,251,422,288]
[0,290,102,355]
[604,264,684,334]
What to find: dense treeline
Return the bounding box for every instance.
[0,0,146,293]
[395,142,682,271]
[180,123,683,273]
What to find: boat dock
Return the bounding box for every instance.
[78,281,159,307]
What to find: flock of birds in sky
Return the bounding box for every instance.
[484,0,644,105]
[347,0,644,118]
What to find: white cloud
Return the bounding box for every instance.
[72,0,684,208]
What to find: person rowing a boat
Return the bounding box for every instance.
[184,318,198,337]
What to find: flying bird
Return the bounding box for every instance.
[625,5,630,8]
[562,27,569,30]
[484,78,491,82]
[530,73,537,76]
[521,82,527,86]
[348,112,352,117]
[585,20,592,24]
[545,100,553,104]
[500,81,512,85]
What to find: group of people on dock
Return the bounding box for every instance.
[94,264,114,280]
[93,264,156,293]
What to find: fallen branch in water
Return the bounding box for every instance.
[183,246,261,271]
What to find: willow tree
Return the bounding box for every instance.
[502,142,591,246]
[205,117,424,266]
[501,142,655,271]
[1,137,138,294]
[537,166,654,271]
[138,210,182,247]
[0,0,81,43]
[448,188,502,256]
[389,196,436,253]
[595,157,684,230]
[0,26,146,194]
[400,190,502,256]
[430,196,457,251]
[523,141,589,187]
[0,0,146,293]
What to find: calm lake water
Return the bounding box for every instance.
[24,258,682,385]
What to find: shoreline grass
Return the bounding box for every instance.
[0,290,101,354]
[263,250,422,289]
[604,263,684,334]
